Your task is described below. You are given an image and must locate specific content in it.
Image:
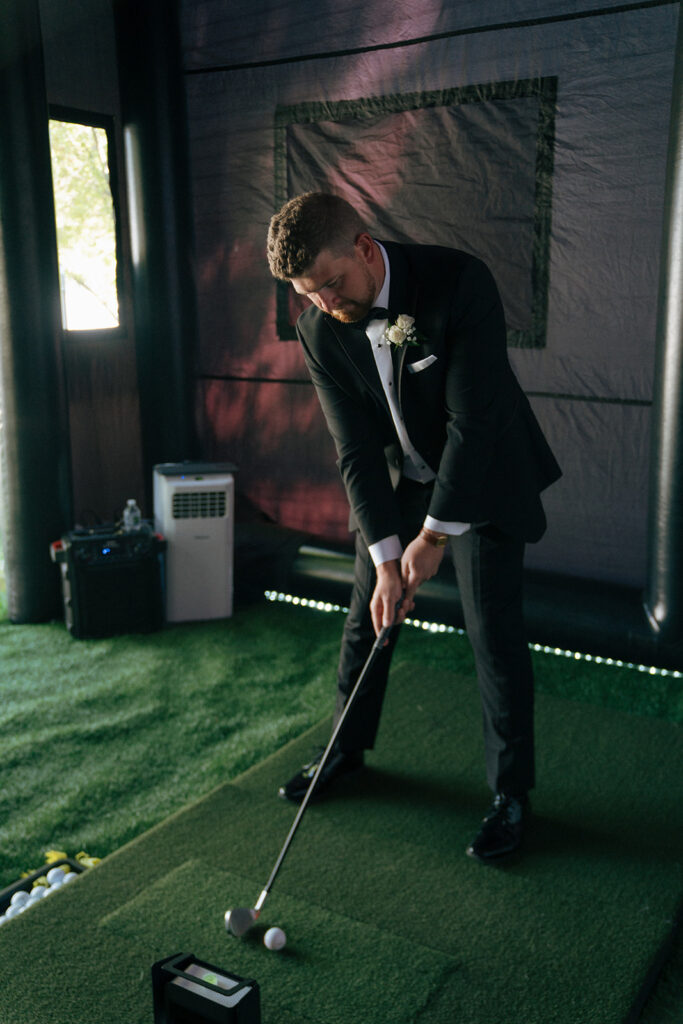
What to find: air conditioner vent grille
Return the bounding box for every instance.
[172,491,227,519]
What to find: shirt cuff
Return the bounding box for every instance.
[424,515,471,536]
[368,534,403,566]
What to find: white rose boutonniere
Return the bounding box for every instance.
[384,313,424,347]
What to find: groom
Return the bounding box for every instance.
[266,192,561,861]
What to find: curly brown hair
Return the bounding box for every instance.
[266,192,366,280]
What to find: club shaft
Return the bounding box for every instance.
[255,619,396,912]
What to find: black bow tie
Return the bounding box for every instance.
[354,306,389,329]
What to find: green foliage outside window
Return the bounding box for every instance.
[48,119,119,330]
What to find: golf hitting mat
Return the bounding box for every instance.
[0,661,680,1024]
[101,860,455,1023]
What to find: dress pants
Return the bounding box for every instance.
[333,477,535,797]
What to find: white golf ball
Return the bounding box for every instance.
[10,890,30,909]
[46,867,66,886]
[263,927,287,951]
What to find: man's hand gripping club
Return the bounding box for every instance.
[369,530,447,637]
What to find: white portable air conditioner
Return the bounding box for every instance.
[153,462,237,622]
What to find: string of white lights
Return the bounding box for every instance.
[263,589,683,680]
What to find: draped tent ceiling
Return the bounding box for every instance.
[178,0,679,588]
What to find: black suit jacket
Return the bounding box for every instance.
[296,240,561,546]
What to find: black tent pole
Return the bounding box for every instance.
[644,6,683,648]
[0,0,72,622]
[112,0,199,509]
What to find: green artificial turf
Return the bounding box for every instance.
[100,861,456,1023]
[0,604,342,887]
[0,604,679,889]
[0,598,681,892]
[0,599,681,1023]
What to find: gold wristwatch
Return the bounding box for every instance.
[420,527,448,548]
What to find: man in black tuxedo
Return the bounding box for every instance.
[266,192,561,861]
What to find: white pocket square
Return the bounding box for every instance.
[407,354,437,374]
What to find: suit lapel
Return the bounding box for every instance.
[324,316,385,402]
[390,333,406,398]
[383,240,419,406]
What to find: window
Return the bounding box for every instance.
[48,112,120,331]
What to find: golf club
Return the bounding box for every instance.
[224,599,403,938]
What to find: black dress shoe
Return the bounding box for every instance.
[466,793,529,862]
[278,747,364,804]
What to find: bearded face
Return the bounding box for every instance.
[290,241,381,323]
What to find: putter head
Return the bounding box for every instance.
[224,906,258,937]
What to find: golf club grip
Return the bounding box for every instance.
[258,597,403,902]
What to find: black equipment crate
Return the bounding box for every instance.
[50,526,166,639]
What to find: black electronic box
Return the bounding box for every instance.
[50,525,166,639]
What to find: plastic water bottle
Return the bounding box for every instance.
[123,498,142,533]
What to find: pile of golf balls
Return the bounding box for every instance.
[0,866,78,926]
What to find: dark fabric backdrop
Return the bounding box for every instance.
[180,0,679,587]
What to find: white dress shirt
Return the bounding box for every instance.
[366,242,470,567]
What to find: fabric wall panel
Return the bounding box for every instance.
[182,1,678,586]
[277,81,554,348]
[179,0,652,69]
[197,378,348,540]
[526,397,650,585]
